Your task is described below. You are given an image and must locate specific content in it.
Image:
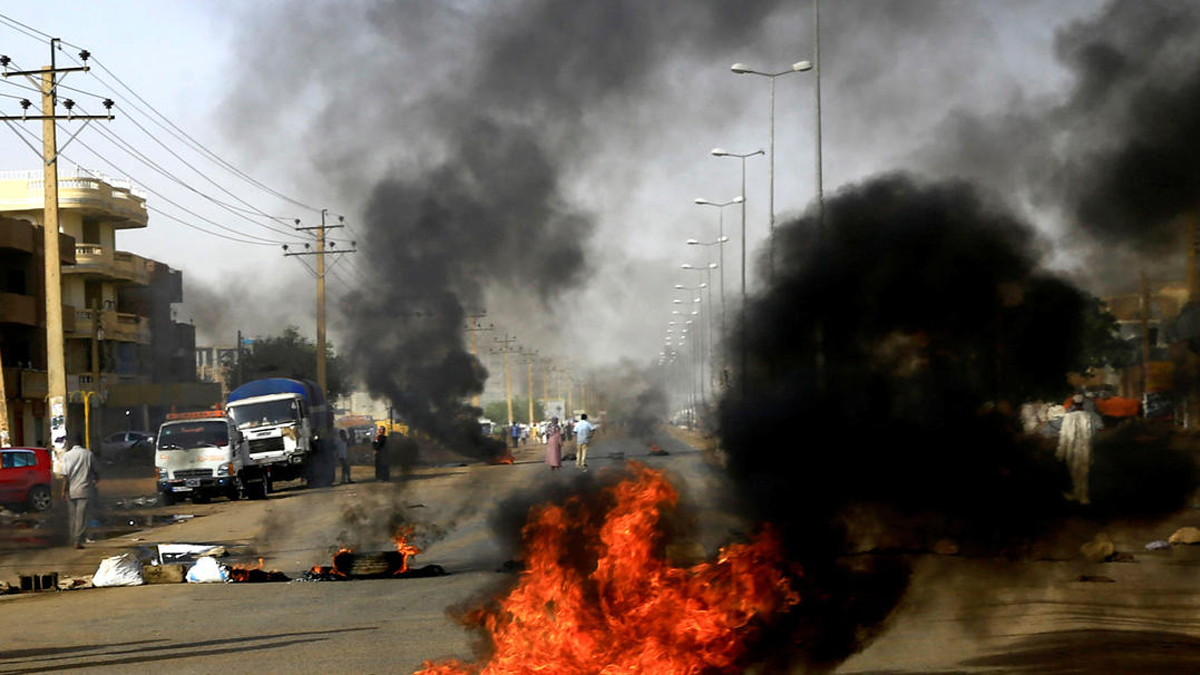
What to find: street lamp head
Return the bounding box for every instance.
[708,262,719,269]
[674,284,686,289]
[694,198,710,205]
[681,263,694,269]
[731,62,752,74]
[711,147,728,157]
[686,238,699,245]
[717,236,730,243]
[732,196,745,204]
[673,299,683,304]
[699,283,708,289]
[793,60,813,72]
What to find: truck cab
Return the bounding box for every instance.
[155,412,248,505]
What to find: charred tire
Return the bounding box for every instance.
[160,490,176,507]
[333,551,401,578]
[27,485,51,512]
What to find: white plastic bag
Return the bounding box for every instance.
[92,553,145,587]
[186,556,230,583]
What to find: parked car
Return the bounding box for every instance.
[0,447,53,512]
[101,431,155,458]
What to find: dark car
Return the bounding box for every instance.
[100,431,155,458]
[0,447,53,512]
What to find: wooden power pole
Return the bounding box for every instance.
[465,314,493,408]
[1,41,113,463]
[285,210,353,394]
[492,334,519,426]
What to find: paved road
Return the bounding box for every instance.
[8,430,1200,674]
[0,432,723,674]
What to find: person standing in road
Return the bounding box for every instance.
[544,417,563,471]
[510,423,520,449]
[373,426,390,482]
[573,414,597,472]
[61,434,99,549]
[337,428,353,484]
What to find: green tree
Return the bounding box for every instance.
[232,325,347,397]
[482,397,543,426]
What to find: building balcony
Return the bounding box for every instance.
[0,292,36,326]
[68,245,152,285]
[0,216,35,253]
[0,169,148,228]
[68,308,151,344]
[2,367,48,400]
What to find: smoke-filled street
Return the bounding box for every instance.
[8,1,1200,672]
[0,434,740,673]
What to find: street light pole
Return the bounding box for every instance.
[712,149,764,398]
[693,197,742,389]
[731,61,812,281]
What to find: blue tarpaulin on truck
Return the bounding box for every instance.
[227,378,325,407]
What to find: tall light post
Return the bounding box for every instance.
[680,264,715,403]
[712,148,764,397]
[692,196,740,387]
[731,60,812,281]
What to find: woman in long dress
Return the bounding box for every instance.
[545,417,563,470]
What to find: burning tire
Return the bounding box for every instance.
[333,551,398,577]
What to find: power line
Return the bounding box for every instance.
[65,130,296,246]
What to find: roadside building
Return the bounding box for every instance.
[0,167,218,447]
[0,214,76,445]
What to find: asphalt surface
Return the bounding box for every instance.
[6,430,1200,674]
[0,431,726,674]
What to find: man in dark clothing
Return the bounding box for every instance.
[510,424,520,449]
[372,426,390,482]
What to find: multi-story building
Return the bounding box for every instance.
[0,167,218,446]
[0,215,76,446]
[195,344,240,398]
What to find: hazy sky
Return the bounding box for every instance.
[0,1,1119,376]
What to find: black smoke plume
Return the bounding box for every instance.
[1057,0,1200,252]
[719,173,1196,669]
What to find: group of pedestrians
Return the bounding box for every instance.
[544,414,596,472]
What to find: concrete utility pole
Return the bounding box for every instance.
[492,334,519,427]
[284,211,353,394]
[518,350,538,425]
[0,343,9,447]
[464,314,493,408]
[1,41,114,462]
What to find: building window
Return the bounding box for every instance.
[82,219,101,244]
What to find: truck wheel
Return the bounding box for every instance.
[192,493,210,504]
[160,491,176,507]
[226,486,241,502]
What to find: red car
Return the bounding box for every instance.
[0,447,53,512]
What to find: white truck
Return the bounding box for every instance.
[155,411,250,505]
[225,377,335,495]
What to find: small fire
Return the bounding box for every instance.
[330,547,355,577]
[487,453,516,465]
[393,526,422,575]
[415,463,801,674]
[230,557,264,582]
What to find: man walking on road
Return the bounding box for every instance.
[573,414,596,472]
[61,434,99,549]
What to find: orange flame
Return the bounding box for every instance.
[392,525,422,575]
[487,453,516,465]
[330,547,355,577]
[229,557,264,582]
[415,462,801,674]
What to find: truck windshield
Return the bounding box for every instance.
[228,399,299,429]
[158,421,229,450]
